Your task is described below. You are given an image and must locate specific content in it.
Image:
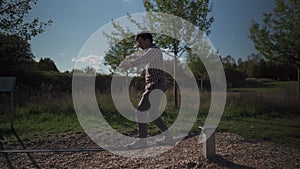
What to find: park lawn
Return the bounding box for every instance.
[223,80,300,148]
[0,111,83,141]
[1,107,299,150]
[231,80,297,94]
[1,80,299,149]
[2,113,299,149]
[217,117,300,149]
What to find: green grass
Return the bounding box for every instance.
[222,80,300,148]
[0,80,299,149]
[231,80,297,94]
[0,109,82,141]
[217,117,300,148]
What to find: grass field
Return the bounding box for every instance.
[231,80,297,94]
[0,80,299,149]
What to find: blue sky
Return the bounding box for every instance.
[28,0,275,72]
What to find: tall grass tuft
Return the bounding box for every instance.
[224,92,299,119]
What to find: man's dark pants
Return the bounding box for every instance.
[136,82,168,138]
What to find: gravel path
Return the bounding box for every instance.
[1,132,299,169]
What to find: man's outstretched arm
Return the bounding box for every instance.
[119,47,160,69]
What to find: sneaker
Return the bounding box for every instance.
[127,140,147,149]
[156,137,176,146]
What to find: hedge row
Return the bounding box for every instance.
[3,72,169,93]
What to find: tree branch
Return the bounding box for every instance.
[0,0,29,15]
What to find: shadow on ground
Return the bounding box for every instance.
[0,128,41,169]
[209,155,256,169]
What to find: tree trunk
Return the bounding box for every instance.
[298,66,300,99]
[174,54,178,107]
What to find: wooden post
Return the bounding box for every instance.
[297,66,300,99]
[200,77,203,93]
[0,77,16,130]
[199,126,216,159]
[10,90,14,130]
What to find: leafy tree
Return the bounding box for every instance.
[249,0,300,98]
[186,52,209,91]
[187,52,207,79]
[224,68,246,88]
[245,53,264,78]
[235,54,297,80]
[222,55,236,69]
[103,0,214,106]
[247,53,264,65]
[71,69,84,74]
[144,0,214,106]
[38,58,59,72]
[83,66,96,74]
[247,62,261,78]
[1,0,52,75]
[237,58,248,75]
[0,0,52,40]
[0,34,35,74]
[104,30,137,75]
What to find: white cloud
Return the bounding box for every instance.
[71,55,111,74]
[71,55,104,65]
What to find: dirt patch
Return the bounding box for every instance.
[1,132,299,169]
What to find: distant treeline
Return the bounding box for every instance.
[1,54,297,93]
[4,72,206,94]
[220,54,298,87]
[5,72,156,94]
[2,63,297,94]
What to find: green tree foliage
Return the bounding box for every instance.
[244,56,296,80]
[143,0,213,59]
[186,52,207,79]
[249,0,300,97]
[217,53,297,87]
[245,53,264,78]
[222,55,237,69]
[0,0,52,40]
[246,63,261,78]
[103,0,214,106]
[0,34,35,74]
[1,0,52,75]
[104,31,137,75]
[83,66,96,74]
[38,58,59,72]
[144,0,214,106]
[144,0,213,34]
[0,35,59,74]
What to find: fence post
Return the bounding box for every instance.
[0,77,16,130]
[199,126,216,159]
